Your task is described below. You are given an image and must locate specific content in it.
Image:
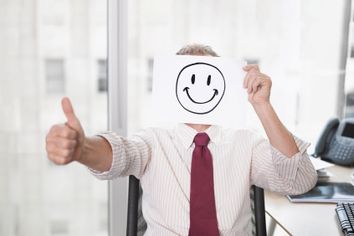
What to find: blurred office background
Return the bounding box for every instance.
[0,0,353,235]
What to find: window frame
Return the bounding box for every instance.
[107,0,129,235]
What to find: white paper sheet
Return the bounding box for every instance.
[309,156,334,170]
[152,55,248,128]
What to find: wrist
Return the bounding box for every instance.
[76,136,88,164]
[77,136,113,172]
[252,101,272,112]
[252,101,276,124]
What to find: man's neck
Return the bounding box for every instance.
[186,123,211,132]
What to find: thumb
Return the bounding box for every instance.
[61,97,81,130]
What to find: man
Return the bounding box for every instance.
[46,44,317,235]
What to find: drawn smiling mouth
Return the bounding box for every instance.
[183,87,219,104]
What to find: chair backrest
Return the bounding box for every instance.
[126,176,267,236]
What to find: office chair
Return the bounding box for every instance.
[126,175,267,236]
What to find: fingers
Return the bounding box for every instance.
[244,70,261,93]
[45,98,85,165]
[243,64,259,89]
[251,77,263,94]
[247,77,260,94]
[49,124,78,139]
[46,124,79,165]
[61,97,75,121]
[46,143,74,159]
[46,139,76,165]
[246,72,258,93]
[47,153,73,165]
[61,97,82,130]
[244,71,269,94]
[46,136,77,149]
[243,64,259,72]
[243,65,272,104]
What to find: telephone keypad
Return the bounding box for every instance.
[327,138,354,164]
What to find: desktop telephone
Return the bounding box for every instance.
[313,118,354,166]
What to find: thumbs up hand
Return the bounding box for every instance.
[46,97,86,165]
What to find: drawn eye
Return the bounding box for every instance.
[191,74,195,84]
[207,75,211,86]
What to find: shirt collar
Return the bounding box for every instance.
[175,123,222,149]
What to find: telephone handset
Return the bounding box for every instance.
[313,118,354,166]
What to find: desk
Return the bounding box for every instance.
[265,165,353,236]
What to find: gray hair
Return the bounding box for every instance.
[176,43,219,57]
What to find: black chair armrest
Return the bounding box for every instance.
[127,176,140,236]
[253,185,267,236]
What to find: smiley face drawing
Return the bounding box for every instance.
[175,62,226,114]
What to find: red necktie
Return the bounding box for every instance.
[189,133,219,236]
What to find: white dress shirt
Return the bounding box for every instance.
[89,124,317,236]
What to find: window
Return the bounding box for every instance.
[46,59,65,94]
[0,1,108,235]
[345,7,354,118]
[97,59,107,92]
[126,0,351,149]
